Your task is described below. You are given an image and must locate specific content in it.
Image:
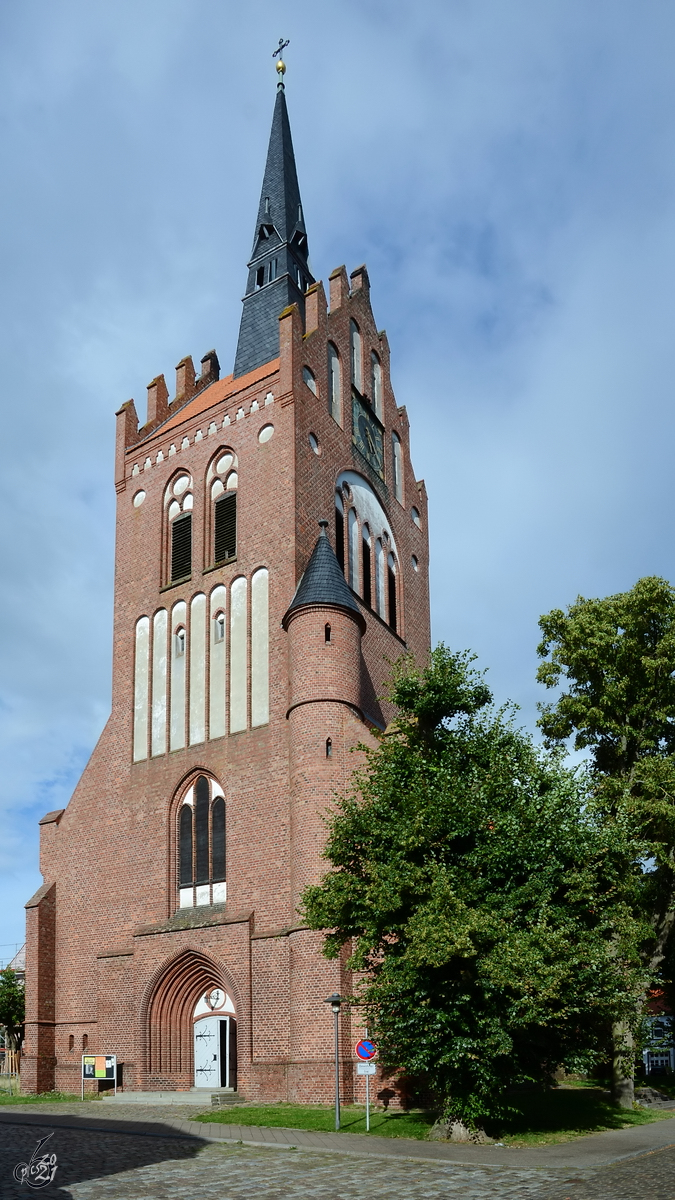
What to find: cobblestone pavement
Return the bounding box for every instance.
[1,1109,674,1200]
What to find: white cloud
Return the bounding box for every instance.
[2,0,675,949]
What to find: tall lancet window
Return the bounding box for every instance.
[328,343,341,424]
[178,775,227,910]
[165,472,193,584]
[350,320,362,390]
[392,433,403,503]
[371,352,383,419]
[208,450,238,567]
[335,491,345,573]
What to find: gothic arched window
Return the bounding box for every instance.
[178,775,227,909]
[328,343,341,424]
[371,352,383,420]
[165,472,193,584]
[207,450,238,567]
[350,320,362,390]
[392,432,403,503]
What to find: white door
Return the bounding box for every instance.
[193,1015,237,1088]
[193,1016,220,1087]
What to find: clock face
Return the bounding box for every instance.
[352,392,384,478]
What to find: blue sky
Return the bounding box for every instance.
[2,0,675,959]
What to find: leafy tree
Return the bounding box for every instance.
[537,575,675,1106]
[302,646,646,1131]
[0,968,25,1054]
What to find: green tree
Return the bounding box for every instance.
[537,575,675,1106]
[0,968,25,1055]
[302,646,646,1132]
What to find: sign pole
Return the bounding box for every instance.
[365,1027,370,1132]
[334,1005,340,1132]
[81,1057,84,1102]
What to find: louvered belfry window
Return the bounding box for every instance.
[171,513,192,581]
[214,493,237,563]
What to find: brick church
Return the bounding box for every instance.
[23,65,430,1100]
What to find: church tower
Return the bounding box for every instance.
[22,64,431,1102]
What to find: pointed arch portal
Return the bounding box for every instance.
[144,950,236,1082]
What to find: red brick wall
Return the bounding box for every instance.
[24,263,431,1102]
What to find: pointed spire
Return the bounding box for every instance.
[282,522,366,631]
[233,80,314,378]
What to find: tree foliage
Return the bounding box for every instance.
[0,969,25,1054]
[302,647,646,1128]
[537,576,675,976]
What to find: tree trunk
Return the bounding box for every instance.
[612,1020,635,1108]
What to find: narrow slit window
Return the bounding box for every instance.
[174,628,186,657]
[214,493,237,563]
[82,1034,88,1051]
[171,513,192,582]
[256,266,265,289]
[325,623,331,643]
[214,613,225,643]
[326,737,332,758]
[68,1035,74,1051]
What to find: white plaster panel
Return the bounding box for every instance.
[151,608,168,757]
[189,593,206,746]
[209,585,227,740]
[212,881,227,904]
[229,576,248,733]
[195,884,210,906]
[132,616,150,762]
[179,887,194,909]
[251,568,269,728]
[170,600,187,751]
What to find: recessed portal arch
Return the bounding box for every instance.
[143,949,239,1085]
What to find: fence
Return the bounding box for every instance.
[0,1049,20,1095]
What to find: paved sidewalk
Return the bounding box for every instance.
[2,1102,674,1167]
[1,1103,675,1199]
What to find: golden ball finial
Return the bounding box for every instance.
[276,58,286,76]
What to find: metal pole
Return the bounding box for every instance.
[366,1069,370,1131]
[334,1007,340,1131]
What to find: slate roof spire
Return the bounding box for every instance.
[233,73,314,378]
[282,522,366,631]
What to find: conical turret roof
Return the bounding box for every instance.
[282,525,365,631]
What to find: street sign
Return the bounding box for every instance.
[356,1062,376,1075]
[355,1039,377,1060]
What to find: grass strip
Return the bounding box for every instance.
[192,1090,674,1146]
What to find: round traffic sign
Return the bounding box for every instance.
[355,1038,377,1061]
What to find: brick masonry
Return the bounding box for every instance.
[22,266,431,1105]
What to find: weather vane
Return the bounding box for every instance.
[273,37,289,85]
